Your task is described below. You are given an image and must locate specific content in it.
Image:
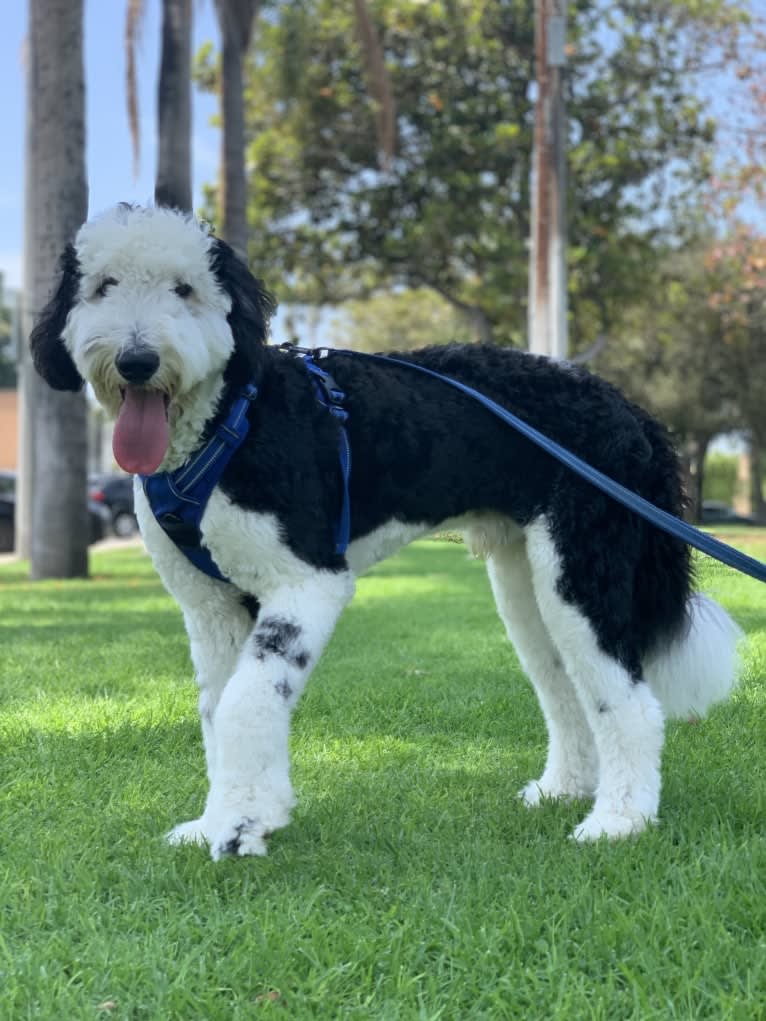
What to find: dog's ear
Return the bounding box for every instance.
[29,244,85,392]
[208,237,277,383]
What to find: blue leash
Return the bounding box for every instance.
[325,348,766,586]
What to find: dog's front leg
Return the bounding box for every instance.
[203,572,354,860]
[166,589,253,849]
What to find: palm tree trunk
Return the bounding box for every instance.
[750,435,766,524]
[215,0,260,259]
[156,0,192,211]
[24,0,89,578]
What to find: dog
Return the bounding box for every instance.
[31,203,741,859]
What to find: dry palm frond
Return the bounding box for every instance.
[125,0,147,178]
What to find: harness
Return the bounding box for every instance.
[141,345,766,587]
[141,351,351,582]
[140,383,258,581]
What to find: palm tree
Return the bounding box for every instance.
[23,0,89,577]
[156,0,193,209]
[126,0,193,211]
[214,0,260,258]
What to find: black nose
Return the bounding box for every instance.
[115,348,160,385]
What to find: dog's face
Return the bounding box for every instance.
[31,204,274,473]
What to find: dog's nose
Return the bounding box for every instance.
[115,348,160,385]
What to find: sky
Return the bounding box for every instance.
[0,1,220,292]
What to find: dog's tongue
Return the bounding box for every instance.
[113,389,169,474]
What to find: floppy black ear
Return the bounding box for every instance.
[208,237,277,385]
[29,244,85,392]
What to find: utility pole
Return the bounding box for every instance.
[528,0,568,359]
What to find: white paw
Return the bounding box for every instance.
[519,775,595,807]
[570,808,655,842]
[166,817,209,847]
[209,816,273,861]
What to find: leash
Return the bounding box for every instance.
[317,347,766,586]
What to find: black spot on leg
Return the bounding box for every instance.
[274,677,293,700]
[254,617,301,658]
[252,616,311,670]
[598,702,610,715]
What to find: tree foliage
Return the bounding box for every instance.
[198,0,740,348]
[327,287,474,352]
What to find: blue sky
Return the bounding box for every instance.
[0,1,221,292]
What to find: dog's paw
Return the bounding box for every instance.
[518,774,594,807]
[209,816,273,861]
[166,817,209,847]
[570,808,655,842]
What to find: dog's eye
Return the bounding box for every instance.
[95,277,118,299]
[174,282,193,299]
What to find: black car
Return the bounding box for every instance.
[700,500,758,526]
[0,470,109,553]
[89,474,138,537]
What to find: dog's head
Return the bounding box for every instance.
[30,204,275,473]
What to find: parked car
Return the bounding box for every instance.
[0,495,13,553]
[700,500,758,526]
[88,473,138,537]
[0,470,109,553]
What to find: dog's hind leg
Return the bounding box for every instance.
[203,571,355,860]
[486,539,598,804]
[525,519,664,841]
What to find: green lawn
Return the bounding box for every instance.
[0,538,765,1020]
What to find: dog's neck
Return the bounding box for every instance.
[161,374,228,472]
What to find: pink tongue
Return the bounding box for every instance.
[113,389,169,474]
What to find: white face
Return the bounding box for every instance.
[62,205,235,419]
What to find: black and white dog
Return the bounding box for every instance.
[31,204,741,859]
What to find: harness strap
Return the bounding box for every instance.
[140,383,258,581]
[294,351,352,555]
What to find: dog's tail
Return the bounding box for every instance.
[643,592,743,719]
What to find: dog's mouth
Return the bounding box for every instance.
[112,387,171,475]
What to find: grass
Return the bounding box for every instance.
[0,536,765,1020]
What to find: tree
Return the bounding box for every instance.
[208,0,391,259]
[327,287,474,352]
[126,0,193,211]
[214,0,261,256]
[197,0,738,349]
[156,0,193,209]
[706,229,766,520]
[593,236,750,521]
[23,0,89,577]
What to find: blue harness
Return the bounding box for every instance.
[140,353,351,582]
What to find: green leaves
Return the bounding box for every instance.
[196,0,744,351]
